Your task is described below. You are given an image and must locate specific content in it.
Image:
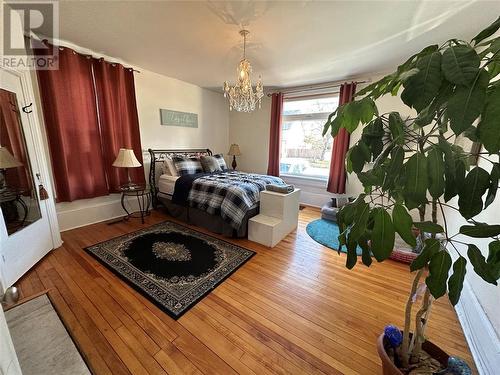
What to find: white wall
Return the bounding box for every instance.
[31,44,230,231]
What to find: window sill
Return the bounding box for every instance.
[280,174,328,187]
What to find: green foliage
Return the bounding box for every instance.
[460,224,500,238]
[426,251,452,298]
[458,167,490,219]
[370,208,395,262]
[478,86,500,153]
[401,52,443,111]
[392,204,417,247]
[447,70,489,135]
[326,17,500,306]
[448,257,467,305]
[441,45,480,86]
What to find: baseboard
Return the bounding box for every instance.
[57,196,140,232]
[455,280,500,374]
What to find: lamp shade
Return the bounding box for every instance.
[228,144,242,156]
[0,147,22,169]
[112,148,141,168]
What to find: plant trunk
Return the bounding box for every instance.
[411,287,432,362]
[401,268,424,369]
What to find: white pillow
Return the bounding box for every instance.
[160,156,178,176]
[166,156,178,176]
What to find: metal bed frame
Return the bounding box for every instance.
[147,148,212,208]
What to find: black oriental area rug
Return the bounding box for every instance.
[85,221,255,319]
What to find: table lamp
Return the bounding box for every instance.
[112,148,142,188]
[0,146,23,191]
[227,144,241,170]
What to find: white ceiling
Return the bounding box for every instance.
[51,0,500,90]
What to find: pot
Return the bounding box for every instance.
[377,333,449,375]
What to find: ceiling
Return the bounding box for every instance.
[46,1,500,90]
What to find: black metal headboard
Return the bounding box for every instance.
[148,148,212,208]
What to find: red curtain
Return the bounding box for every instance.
[36,46,109,202]
[267,92,283,176]
[92,58,144,192]
[0,89,30,191]
[327,82,357,194]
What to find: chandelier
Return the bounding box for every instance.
[223,29,264,112]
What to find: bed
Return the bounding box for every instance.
[148,148,285,237]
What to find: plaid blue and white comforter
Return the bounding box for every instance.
[188,171,285,229]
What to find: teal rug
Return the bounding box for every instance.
[306,219,362,255]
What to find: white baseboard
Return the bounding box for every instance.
[455,280,500,374]
[57,196,140,232]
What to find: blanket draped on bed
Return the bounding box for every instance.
[172,171,285,229]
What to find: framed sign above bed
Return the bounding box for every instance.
[159,109,198,128]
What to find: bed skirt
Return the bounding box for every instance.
[157,194,257,238]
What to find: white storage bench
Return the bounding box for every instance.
[248,189,301,247]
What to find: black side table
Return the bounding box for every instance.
[119,185,151,224]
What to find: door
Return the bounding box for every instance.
[0,67,59,288]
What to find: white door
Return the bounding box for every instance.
[0,67,60,288]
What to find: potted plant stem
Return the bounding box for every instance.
[322,16,500,374]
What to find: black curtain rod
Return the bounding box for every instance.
[266,80,369,97]
[38,39,141,73]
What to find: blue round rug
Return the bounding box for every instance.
[306,219,362,255]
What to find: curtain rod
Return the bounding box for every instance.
[38,38,141,73]
[266,79,369,97]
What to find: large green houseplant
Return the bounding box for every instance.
[322,17,500,373]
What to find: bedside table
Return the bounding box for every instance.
[119,185,151,224]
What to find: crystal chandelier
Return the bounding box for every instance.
[223,29,264,112]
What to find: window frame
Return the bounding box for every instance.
[279,94,338,181]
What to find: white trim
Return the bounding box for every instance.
[57,196,141,232]
[455,280,500,374]
[3,67,63,248]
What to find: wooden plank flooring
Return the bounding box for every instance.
[15,207,475,374]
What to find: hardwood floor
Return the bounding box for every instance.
[16,207,475,374]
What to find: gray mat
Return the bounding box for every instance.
[5,294,90,375]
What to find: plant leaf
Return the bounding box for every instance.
[460,224,500,238]
[472,16,500,45]
[359,236,372,267]
[448,257,467,305]
[426,251,452,299]
[467,244,498,284]
[427,147,445,198]
[388,112,405,144]
[478,85,500,153]
[392,204,417,247]
[346,236,358,269]
[349,143,371,173]
[401,52,443,112]
[485,163,500,208]
[404,153,428,208]
[487,241,500,280]
[413,221,444,234]
[410,238,441,271]
[349,202,370,241]
[447,69,489,135]
[371,208,395,262]
[441,45,480,86]
[458,167,491,219]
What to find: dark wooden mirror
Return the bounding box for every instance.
[0,88,42,235]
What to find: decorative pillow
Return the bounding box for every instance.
[200,155,222,173]
[160,156,177,176]
[213,153,228,170]
[172,155,203,176]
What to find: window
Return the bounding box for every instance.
[280,96,339,179]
